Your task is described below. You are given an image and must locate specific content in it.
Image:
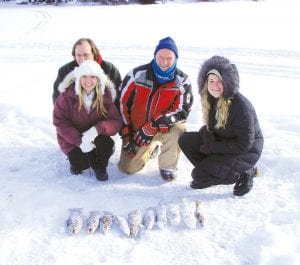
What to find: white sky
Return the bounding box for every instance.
[0,1,299,265]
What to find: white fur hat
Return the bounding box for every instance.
[74,60,106,95]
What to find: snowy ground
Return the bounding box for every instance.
[0,0,299,265]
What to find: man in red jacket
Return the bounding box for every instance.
[118,37,193,181]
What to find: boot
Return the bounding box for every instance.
[233,167,257,196]
[160,169,177,181]
[93,168,108,181]
[190,179,212,189]
[70,166,82,175]
[190,176,233,189]
[190,168,236,189]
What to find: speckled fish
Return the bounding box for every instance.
[128,209,143,237]
[156,200,167,229]
[86,211,101,234]
[166,202,181,226]
[143,207,156,230]
[66,208,83,235]
[99,211,114,234]
[194,200,205,226]
[114,215,130,237]
[181,199,197,230]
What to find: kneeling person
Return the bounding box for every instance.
[53,60,122,181]
[118,37,193,181]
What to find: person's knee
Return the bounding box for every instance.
[170,123,186,135]
[95,135,114,149]
[67,147,90,170]
[178,133,187,149]
[119,161,145,174]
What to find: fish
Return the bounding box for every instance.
[66,208,83,235]
[99,211,114,234]
[166,202,181,226]
[194,200,205,226]
[114,215,130,237]
[86,211,101,234]
[181,199,197,230]
[156,200,167,229]
[128,209,143,237]
[143,207,156,230]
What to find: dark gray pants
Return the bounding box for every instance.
[67,135,114,171]
[178,132,237,185]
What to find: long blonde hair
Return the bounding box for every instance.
[201,82,232,129]
[77,80,107,116]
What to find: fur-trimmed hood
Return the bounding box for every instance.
[58,60,116,101]
[198,56,239,99]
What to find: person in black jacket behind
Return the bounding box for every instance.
[178,56,264,196]
[53,38,121,105]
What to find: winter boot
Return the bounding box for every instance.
[70,166,82,175]
[190,168,215,189]
[190,179,212,189]
[160,169,177,181]
[233,167,257,196]
[94,168,108,181]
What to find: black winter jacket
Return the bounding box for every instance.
[197,56,264,179]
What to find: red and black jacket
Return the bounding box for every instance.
[119,63,193,138]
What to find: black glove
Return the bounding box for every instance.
[200,143,214,155]
[133,121,158,147]
[199,125,215,144]
[154,114,177,133]
[122,141,136,158]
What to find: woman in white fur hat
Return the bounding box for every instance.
[53,60,122,181]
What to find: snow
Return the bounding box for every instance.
[0,0,300,264]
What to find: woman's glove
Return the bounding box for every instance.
[82,127,98,144]
[122,141,136,158]
[133,121,158,147]
[199,125,215,144]
[80,141,95,153]
[199,125,215,154]
[199,143,214,155]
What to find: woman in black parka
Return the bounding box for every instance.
[178,56,264,196]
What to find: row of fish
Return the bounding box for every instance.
[66,199,205,238]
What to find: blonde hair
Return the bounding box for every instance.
[201,82,232,129]
[77,79,107,116]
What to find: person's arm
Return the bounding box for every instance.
[101,60,122,107]
[118,71,137,143]
[53,68,65,104]
[209,100,256,155]
[52,61,77,105]
[53,94,82,147]
[153,74,194,132]
[94,90,122,136]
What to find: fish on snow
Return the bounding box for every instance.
[66,208,83,235]
[143,207,156,230]
[156,200,168,230]
[114,215,130,237]
[86,211,101,234]
[128,209,143,238]
[99,211,114,234]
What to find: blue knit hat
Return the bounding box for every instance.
[154,37,178,58]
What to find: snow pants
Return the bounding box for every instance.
[118,123,186,174]
[67,135,114,171]
[178,131,253,185]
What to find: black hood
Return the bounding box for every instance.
[198,56,239,99]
